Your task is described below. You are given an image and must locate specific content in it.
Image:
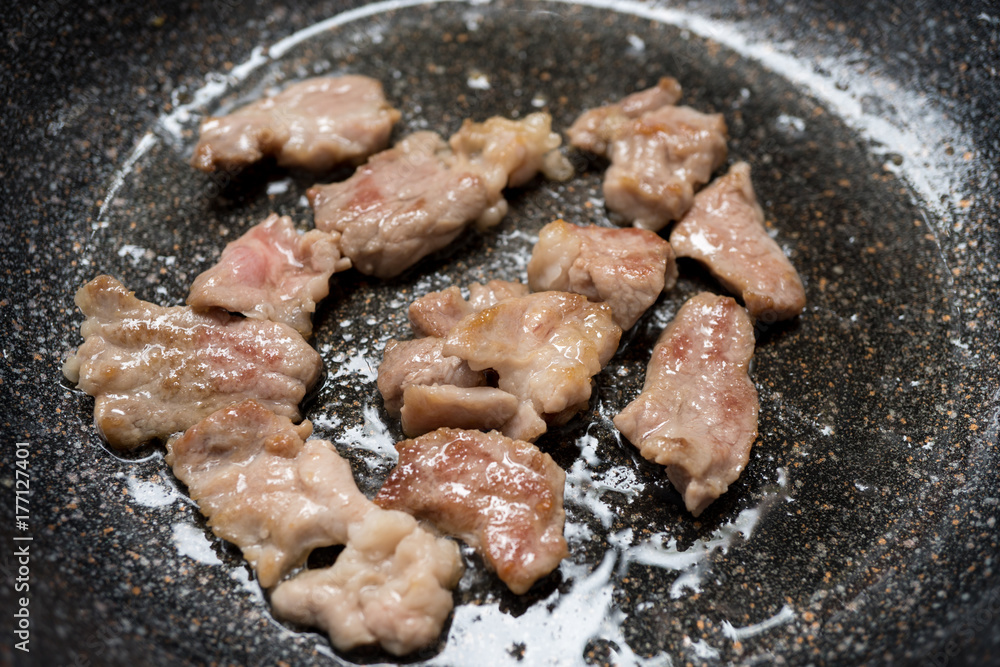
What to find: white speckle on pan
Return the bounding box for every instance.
[721,604,796,641]
[776,113,806,133]
[626,33,645,52]
[117,244,147,264]
[171,523,222,566]
[229,567,264,600]
[687,638,721,660]
[127,477,180,508]
[467,72,491,90]
[266,178,292,195]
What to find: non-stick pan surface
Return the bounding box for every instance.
[1,1,998,665]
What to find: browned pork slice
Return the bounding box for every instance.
[408,279,530,338]
[377,337,485,415]
[669,162,806,321]
[375,428,568,595]
[309,132,492,278]
[191,75,400,172]
[527,219,678,330]
[166,400,369,587]
[399,385,520,437]
[309,114,571,279]
[62,276,322,449]
[444,292,622,442]
[568,79,727,231]
[613,292,758,517]
[270,509,463,656]
[187,213,351,337]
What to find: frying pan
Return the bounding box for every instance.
[2,0,998,664]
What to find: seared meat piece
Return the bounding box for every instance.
[62,276,322,449]
[444,292,621,442]
[191,76,400,172]
[168,400,463,655]
[527,219,678,330]
[567,77,683,154]
[669,162,806,321]
[449,113,573,226]
[309,132,491,278]
[166,400,368,587]
[375,428,568,595]
[613,292,759,517]
[187,213,351,337]
[377,337,485,415]
[270,509,462,656]
[568,79,727,230]
[408,279,529,338]
[310,114,570,278]
[399,385,520,437]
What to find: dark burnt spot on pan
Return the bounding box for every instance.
[56,1,991,665]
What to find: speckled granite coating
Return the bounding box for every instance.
[1,1,998,666]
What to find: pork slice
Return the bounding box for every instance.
[169,400,463,655]
[62,276,322,449]
[602,105,728,230]
[377,337,485,415]
[270,509,463,656]
[187,213,351,337]
[567,77,683,155]
[166,400,369,587]
[449,112,573,226]
[309,132,492,278]
[568,81,727,231]
[613,292,759,516]
[408,279,529,338]
[527,219,678,330]
[443,292,621,441]
[375,428,568,595]
[669,161,806,321]
[399,385,520,437]
[309,113,569,279]
[191,75,400,172]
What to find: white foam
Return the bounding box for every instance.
[171,523,222,566]
[127,476,180,508]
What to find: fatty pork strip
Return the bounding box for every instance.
[62,276,322,449]
[377,337,486,415]
[375,428,568,595]
[613,292,759,517]
[669,161,806,321]
[399,385,520,438]
[167,400,463,656]
[408,280,530,338]
[270,509,463,656]
[567,78,728,231]
[191,75,400,172]
[526,219,678,330]
[187,213,352,337]
[378,280,529,437]
[444,292,622,442]
[166,400,365,587]
[309,114,571,278]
